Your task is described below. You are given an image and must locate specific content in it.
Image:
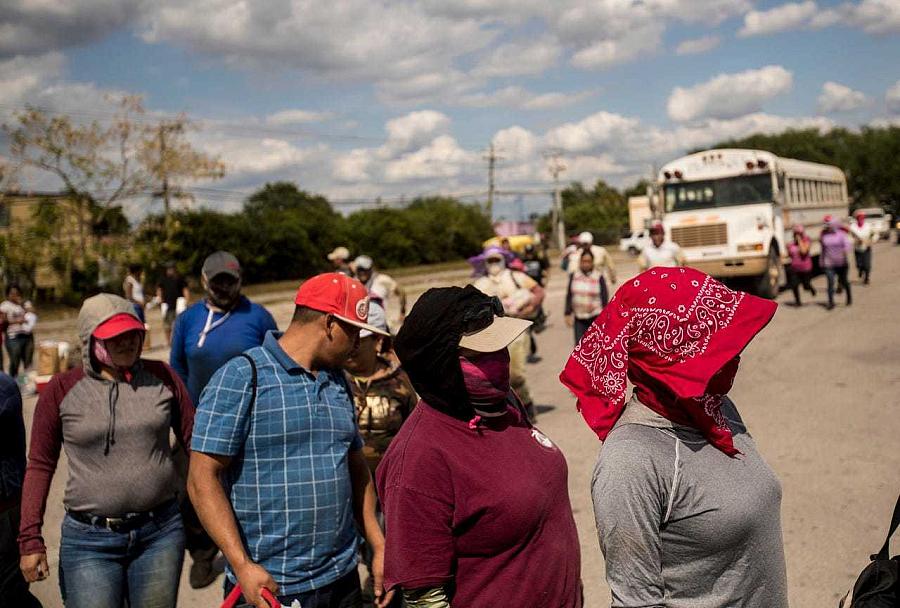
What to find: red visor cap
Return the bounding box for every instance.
[93,313,146,340]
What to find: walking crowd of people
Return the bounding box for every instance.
[0,214,892,608]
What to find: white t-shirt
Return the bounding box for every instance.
[124,275,145,304]
[0,300,28,336]
[848,223,878,250]
[639,241,684,270]
[366,272,398,302]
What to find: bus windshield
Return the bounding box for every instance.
[664,173,774,212]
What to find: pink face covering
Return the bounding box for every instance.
[93,338,115,368]
[459,350,510,412]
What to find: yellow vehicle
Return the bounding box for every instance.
[482,234,535,255]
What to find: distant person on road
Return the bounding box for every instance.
[638,222,686,271]
[344,300,412,607]
[566,232,617,286]
[157,263,190,346]
[123,264,146,323]
[18,294,194,608]
[560,268,788,608]
[786,225,816,306]
[471,247,544,419]
[188,273,393,608]
[522,243,549,286]
[377,286,582,608]
[328,246,355,277]
[821,217,853,310]
[565,250,607,345]
[1,286,34,380]
[169,251,277,589]
[354,255,407,325]
[849,210,878,285]
[0,373,42,607]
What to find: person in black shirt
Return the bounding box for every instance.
[157,263,190,346]
[0,373,41,607]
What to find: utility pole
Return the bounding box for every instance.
[544,149,567,250]
[483,143,503,220]
[153,121,185,240]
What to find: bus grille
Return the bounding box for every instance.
[671,223,728,248]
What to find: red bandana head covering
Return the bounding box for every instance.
[559,267,776,456]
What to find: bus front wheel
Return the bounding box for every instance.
[756,247,782,299]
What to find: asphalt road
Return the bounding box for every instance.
[20,242,900,608]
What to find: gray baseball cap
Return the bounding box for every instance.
[359,300,388,338]
[202,251,241,280]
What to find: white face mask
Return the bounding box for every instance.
[486,261,504,276]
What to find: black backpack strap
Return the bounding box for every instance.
[876,493,900,560]
[238,353,258,418]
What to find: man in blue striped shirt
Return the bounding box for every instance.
[189,273,393,608]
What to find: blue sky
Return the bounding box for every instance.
[2,0,899,220]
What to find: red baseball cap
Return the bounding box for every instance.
[294,273,389,336]
[93,313,146,340]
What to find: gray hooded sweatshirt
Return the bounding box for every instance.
[18,293,194,555]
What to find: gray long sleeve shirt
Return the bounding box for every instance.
[592,394,789,608]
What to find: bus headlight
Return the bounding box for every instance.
[737,243,765,252]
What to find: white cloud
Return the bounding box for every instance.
[667,65,793,122]
[491,126,539,160]
[738,0,900,36]
[458,86,594,110]
[569,23,663,69]
[817,81,867,113]
[384,135,477,182]
[0,52,129,119]
[333,149,374,183]
[544,111,641,153]
[887,80,900,114]
[738,1,817,37]
[142,1,494,88]
[675,35,721,55]
[471,37,561,78]
[0,0,142,57]
[380,110,451,157]
[266,109,335,125]
[828,0,900,34]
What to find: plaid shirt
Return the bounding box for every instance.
[192,331,363,595]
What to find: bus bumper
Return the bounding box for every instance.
[684,256,769,277]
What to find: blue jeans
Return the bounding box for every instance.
[825,265,851,307]
[59,502,185,608]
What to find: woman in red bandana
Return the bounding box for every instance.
[560,267,788,608]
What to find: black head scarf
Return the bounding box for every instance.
[395,285,501,420]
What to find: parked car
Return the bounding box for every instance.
[619,229,650,255]
[853,207,892,239]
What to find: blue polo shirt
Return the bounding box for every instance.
[170,296,277,404]
[192,331,363,595]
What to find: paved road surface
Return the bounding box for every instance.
[21,242,900,607]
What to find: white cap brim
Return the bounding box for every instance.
[334,314,390,337]
[459,316,532,352]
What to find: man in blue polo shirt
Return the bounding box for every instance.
[170,250,277,589]
[188,273,393,608]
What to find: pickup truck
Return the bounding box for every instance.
[619,229,650,255]
[855,207,892,239]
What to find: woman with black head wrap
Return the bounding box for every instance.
[375,286,582,608]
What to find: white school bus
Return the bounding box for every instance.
[659,149,848,298]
